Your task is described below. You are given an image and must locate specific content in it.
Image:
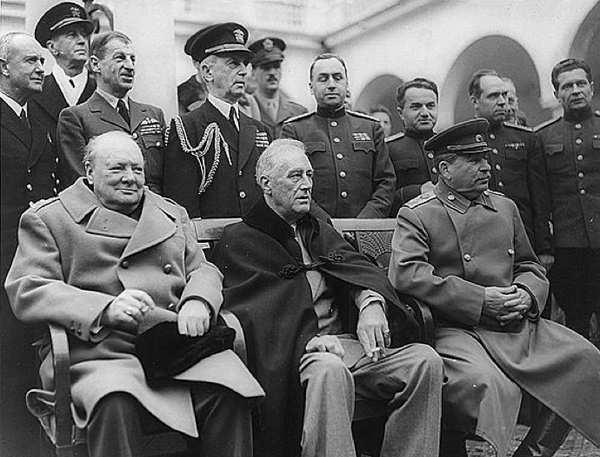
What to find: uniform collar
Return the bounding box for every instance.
[434,179,496,214]
[564,106,593,122]
[208,93,239,120]
[316,105,346,119]
[404,127,434,140]
[95,88,129,110]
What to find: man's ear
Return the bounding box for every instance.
[438,160,451,180]
[590,81,595,97]
[259,175,272,195]
[46,40,58,57]
[84,161,94,183]
[397,106,404,122]
[201,63,213,83]
[0,57,9,77]
[89,55,100,74]
[469,95,479,112]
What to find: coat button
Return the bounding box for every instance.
[339,171,346,178]
[508,248,515,256]
[492,148,498,155]
[132,133,138,140]
[427,153,434,159]
[121,260,130,269]
[238,170,243,176]
[239,191,246,199]
[447,194,455,201]
[168,302,176,311]
[578,172,584,179]
[489,133,496,140]
[155,141,161,147]
[331,121,338,127]
[432,167,438,174]
[498,181,504,187]
[577,155,584,161]
[464,254,472,262]
[163,264,173,274]
[575,138,582,145]
[336,153,343,159]
[495,164,501,171]
[580,188,587,195]
[333,137,341,143]
[341,191,348,198]
[26,183,33,191]
[575,123,582,129]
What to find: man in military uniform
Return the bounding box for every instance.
[369,104,393,138]
[386,78,439,216]
[31,2,96,142]
[0,31,61,457]
[389,118,600,457]
[502,76,528,126]
[469,69,552,268]
[536,58,600,340]
[281,53,395,218]
[57,31,166,194]
[163,23,270,218]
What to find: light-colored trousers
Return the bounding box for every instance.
[299,340,443,457]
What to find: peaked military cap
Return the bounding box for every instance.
[185,22,253,63]
[35,2,94,46]
[425,118,491,156]
[249,37,286,67]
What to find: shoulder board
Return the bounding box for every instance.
[534,116,561,132]
[404,192,436,209]
[283,111,314,124]
[347,110,379,122]
[29,196,60,212]
[595,110,600,117]
[502,122,533,132]
[385,131,405,143]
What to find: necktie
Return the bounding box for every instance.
[117,99,130,126]
[69,79,75,88]
[19,108,30,130]
[228,107,238,130]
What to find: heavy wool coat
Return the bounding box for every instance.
[5,179,260,437]
[389,179,600,456]
[211,198,419,457]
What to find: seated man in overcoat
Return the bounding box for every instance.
[389,118,600,457]
[5,131,263,457]
[211,138,444,457]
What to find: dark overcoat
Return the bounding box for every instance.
[389,179,600,456]
[211,198,419,457]
[5,179,261,437]
[163,101,270,218]
[255,91,307,138]
[57,92,166,193]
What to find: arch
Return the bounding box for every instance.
[570,1,600,110]
[440,35,550,128]
[355,74,404,134]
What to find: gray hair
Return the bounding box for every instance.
[0,31,33,61]
[255,138,306,185]
[83,131,141,165]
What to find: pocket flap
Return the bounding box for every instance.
[306,142,327,155]
[545,144,564,156]
[352,140,375,153]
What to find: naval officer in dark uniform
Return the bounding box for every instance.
[386,78,439,216]
[281,53,395,218]
[468,69,552,268]
[536,58,600,340]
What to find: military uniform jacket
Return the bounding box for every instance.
[484,122,552,256]
[386,129,437,216]
[29,73,96,142]
[255,91,307,138]
[281,107,395,218]
[389,179,600,453]
[163,100,270,218]
[535,109,600,249]
[57,92,166,194]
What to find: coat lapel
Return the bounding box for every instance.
[1,100,31,148]
[37,75,67,121]
[129,99,148,132]
[26,116,53,169]
[78,76,96,104]
[88,92,129,131]
[238,112,257,170]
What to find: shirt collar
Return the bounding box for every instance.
[52,65,89,106]
[0,90,25,116]
[95,88,129,110]
[434,179,496,214]
[208,93,239,120]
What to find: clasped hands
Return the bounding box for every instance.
[305,303,390,363]
[482,285,532,325]
[101,289,211,336]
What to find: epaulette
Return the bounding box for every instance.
[29,196,60,212]
[503,122,533,132]
[486,189,505,198]
[533,117,560,132]
[347,110,379,122]
[404,192,435,209]
[283,111,314,124]
[385,131,405,143]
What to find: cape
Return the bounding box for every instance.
[211,198,418,457]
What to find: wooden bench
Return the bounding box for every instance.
[33,217,433,457]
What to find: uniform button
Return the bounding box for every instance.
[29,201,35,207]
[341,191,348,198]
[26,183,33,191]
[121,260,130,269]
[168,303,176,311]
[238,170,243,176]
[577,155,584,161]
[333,137,341,143]
[427,153,434,159]
[508,248,515,256]
[492,148,498,155]
[239,191,246,199]
[580,188,587,195]
[163,264,173,274]
[156,141,161,147]
[447,194,455,201]
[575,123,582,129]
[575,138,583,145]
[495,164,501,171]
[336,153,343,159]
[498,181,504,187]
[53,188,57,194]
[132,133,138,140]
[339,171,346,178]
[77,329,82,336]
[464,254,472,262]
[578,172,584,179]
[489,133,496,140]
[51,172,55,178]
[331,121,338,127]
[55,157,59,163]
[432,167,438,174]
[56,179,60,186]
[27,168,32,174]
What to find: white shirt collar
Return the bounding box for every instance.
[0,90,25,116]
[95,88,129,110]
[208,93,239,121]
[52,65,88,106]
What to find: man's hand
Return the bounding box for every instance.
[420,181,435,194]
[483,285,530,324]
[305,335,345,359]
[356,303,390,362]
[101,289,155,330]
[178,299,211,337]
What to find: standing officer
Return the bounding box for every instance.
[469,69,552,268]
[163,23,270,218]
[248,37,307,138]
[281,53,395,218]
[536,58,599,340]
[0,31,60,457]
[386,78,439,216]
[57,31,166,194]
[31,2,96,141]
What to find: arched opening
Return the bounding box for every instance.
[440,35,550,128]
[355,74,404,135]
[570,2,600,111]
